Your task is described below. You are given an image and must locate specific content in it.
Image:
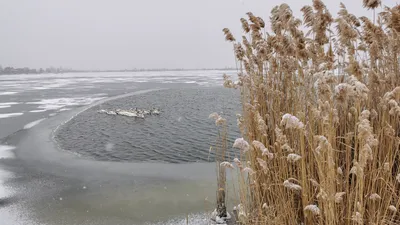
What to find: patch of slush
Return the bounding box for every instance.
[147,213,210,225]
[91,93,108,97]
[0,145,16,159]
[0,103,18,109]
[58,108,72,112]
[31,81,73,90]
[26,97,105,111]
[0,92,17,95]
[0,102,19,106]
[197,82,212,87]
[0,113,23,119]
[29,109,47,113]
[0,102,19,109]
[23,119,46,129]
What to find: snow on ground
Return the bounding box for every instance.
[23,119,46,129]
[0,113,23,119]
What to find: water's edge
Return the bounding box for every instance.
[15,88,217,181]
[5,88,243,225]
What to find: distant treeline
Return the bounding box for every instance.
[0,66,236,75]
[0,66,76,75]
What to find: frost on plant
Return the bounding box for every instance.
[280,113,304,130]
[233,138,249,152]
[335,192,346,203]
[287,153,302,163]
[304,205,320,216]
[220,161,234,169]
[252,140,273,159]
[283,179,302,192]
[220,1,400,224]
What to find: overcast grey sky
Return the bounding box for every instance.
[0,0,396,70]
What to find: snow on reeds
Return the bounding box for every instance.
[217,1,400,224]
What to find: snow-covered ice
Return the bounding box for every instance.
[0,92,17,95]
[26,97,105,111]
[0,71,234,95]
[23,118,46,129]
[0,169,13,199]
[0,70,237,225]
[0,102,19,106]
[29,109,47,113]
[0,112,23,119]
[211,209,232,225]
[0,145,16,159]
[147,213,211,225]
[0,102,20,109]
[58,108,72,112]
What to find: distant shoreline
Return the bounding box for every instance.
[0,68,237,76]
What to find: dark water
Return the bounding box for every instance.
[55,87,241,163]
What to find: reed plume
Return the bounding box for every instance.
[220,1,400,224]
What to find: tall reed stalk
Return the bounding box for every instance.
[220,0,400,224]
[209,113,229,221]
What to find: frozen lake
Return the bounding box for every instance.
[0,71,239,225]
[55,87,240,163]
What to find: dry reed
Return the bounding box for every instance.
[220,0,400,224]
[209,112,229,221]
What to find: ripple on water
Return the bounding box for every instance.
[55,87,241,163]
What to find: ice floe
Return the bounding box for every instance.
[98,108,161,118]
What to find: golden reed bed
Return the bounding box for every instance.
[211,0,400,224]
